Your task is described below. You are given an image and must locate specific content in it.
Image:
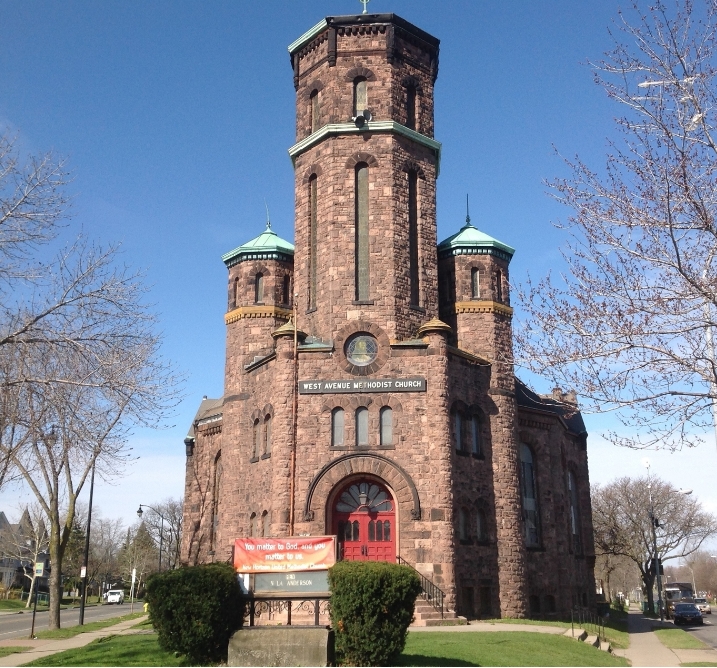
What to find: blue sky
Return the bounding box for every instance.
[2,0,714,541]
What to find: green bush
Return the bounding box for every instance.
[145,563,244,664]
[328,560,421,666]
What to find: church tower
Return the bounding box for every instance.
[289,14,441,342]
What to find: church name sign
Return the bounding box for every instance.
[299,378,426,394]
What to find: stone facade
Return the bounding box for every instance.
[181,13,596,619]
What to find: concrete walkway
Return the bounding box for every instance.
[620,609,717,667]
[410,621,567,634]
[0,614,148,667]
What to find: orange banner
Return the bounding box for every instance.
[233,536,337,573]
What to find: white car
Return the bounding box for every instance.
[695,597,712,614]
[105,589,125,604]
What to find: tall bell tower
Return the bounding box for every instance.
[288,14,441,342]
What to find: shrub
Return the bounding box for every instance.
[145,562,244,664]
[328,560,421,666]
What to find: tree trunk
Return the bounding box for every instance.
[643,571,655,614]
[25,575,36,609]
[48,529,62,629]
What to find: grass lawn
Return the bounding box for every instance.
[653,628,710,650]
[23,635,183,667]
[399,631,629,666]
[0,646,29,658]
[35,612,146,640]
[680,663,717,667]
[482,617,629,650]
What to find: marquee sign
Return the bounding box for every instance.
[233,536,336,573]
[299,378,426,394]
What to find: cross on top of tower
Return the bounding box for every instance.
[359,0,370,14]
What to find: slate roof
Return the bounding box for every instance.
[186,396,224,440]
[515,378,587,436]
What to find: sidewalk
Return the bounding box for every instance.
[620,609,717,667]
[0,614,148,667]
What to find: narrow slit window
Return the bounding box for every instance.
[380,407,393,446]
[332,408,345,447]
[355,164,369,300]
[262,510,270,537]
[309,175,318,309]
[252,419,260,459]
[356,407,369,446]
[310,89,320,133]
[254,273,264,304]
[454,412,463,452]
[353,77,367,117]
[283,274,291,305]
[408,171,419,306]
[233,277,239,307]
[406,86,417,129]
[471,268,480,299]
[495,270,503,302]
[520,444,540,546]
[471,416,481,456]
[264,415,272,455]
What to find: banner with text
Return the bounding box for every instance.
[233,536,336,573]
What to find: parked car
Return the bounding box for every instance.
[105,589,125,604]
[694,597,712,614]
[673,603,703,625]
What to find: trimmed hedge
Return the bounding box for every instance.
[145,563,244,664]
[328,560,422,666]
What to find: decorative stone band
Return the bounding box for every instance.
[225,305,292,325]
[288,121,442,175]
[454,300,514,317]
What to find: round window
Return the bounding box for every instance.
[345,334,378,367]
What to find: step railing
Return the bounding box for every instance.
[397,555,444,618]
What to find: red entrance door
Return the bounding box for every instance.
[333,480,396,562]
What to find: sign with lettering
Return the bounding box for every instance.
[233,536,336,573]
[254,571,330,594]
[299,378,426,394]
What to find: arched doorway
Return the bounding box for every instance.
[332,479,396,562]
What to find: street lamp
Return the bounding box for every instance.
[137,504,167,572]
[79,460,96,626]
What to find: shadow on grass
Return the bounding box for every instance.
[398,654,480,666]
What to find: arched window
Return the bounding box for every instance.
[568,470,582,553]
[310,89,320,132]
[406,85,417,129]
[356,407,369,446]
[520,444,540,546]
[309,175,318,309]
[495,270,503,302]
[458,507,467,541]
[262,510,270,537]
[545,595,556,613]
[353,77,367,117]
[470,415,482,456]
[408,170,419,306]
[252,419,260,460]
[233,277,239,307]
[249,512,258,537]
[263,415,272,456]
[331,408,345,447]
[211,453,222,551]
[471,268,480,299]
[380,407,393,446]
[355,164,369,301]
[283,274,291,306]
[476,508,487,542]
[254,273,264,304]
[454,412,463,452]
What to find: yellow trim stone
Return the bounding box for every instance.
[224,305,292,325]
[454,300,514,317]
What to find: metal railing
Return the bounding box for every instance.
[397,555,445,618]
[246,595,331,627]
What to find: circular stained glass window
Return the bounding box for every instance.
[345,334,378,367]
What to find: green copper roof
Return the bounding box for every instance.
[222,224,295,268]
[438,220,515,262]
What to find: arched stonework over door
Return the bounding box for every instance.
[303,453,421,524]
[333,479,396,561]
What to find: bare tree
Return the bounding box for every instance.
[0,135,183,628]
[87,515,125,602]
[592,476,717,611]
[516,0,717,450]
[141,498,183,571]
[119,523,158,597]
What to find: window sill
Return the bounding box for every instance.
[409,305,426,313]
[330,445,349,451]
[471,453,485,460]
[455,450,470,457]
[306,307,317,314]
[249,457,259,464]
[378,444,395,450]
[352,300,375,306]
[260,453,271,460]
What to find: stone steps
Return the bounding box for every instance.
[412,602,467,627]
[563,628,612,653]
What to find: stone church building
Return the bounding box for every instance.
[181,12,596,619]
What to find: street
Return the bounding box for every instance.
[0,604,138,640]
[678,615,717,648]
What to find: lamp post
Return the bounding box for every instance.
[137,505,166,572]
[78,461,96,625]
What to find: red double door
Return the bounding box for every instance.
[332,480,396,562]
